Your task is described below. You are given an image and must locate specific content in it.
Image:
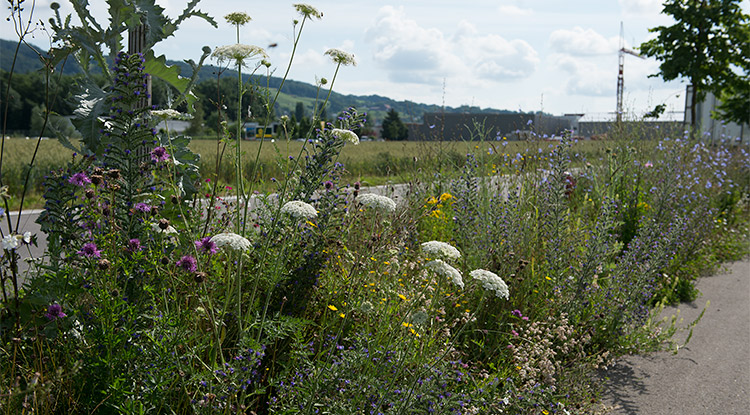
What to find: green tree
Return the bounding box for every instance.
[715,75,750,125]
[639,0,750,127]
[380,108,408,140]
[295,101,305,120]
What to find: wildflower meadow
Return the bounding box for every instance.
[1,2,749,414]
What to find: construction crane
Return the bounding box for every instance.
[616,22,644,123]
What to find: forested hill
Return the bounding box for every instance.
[1,39,516,123]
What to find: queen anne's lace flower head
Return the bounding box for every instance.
[293,4,322,19]
[355,193,396,213]
[421,241,461,261]
[151,109,185,120]
[470,269,509,299]
[209,232,252,252]
[331,128,359,145]
[212,44,268,66]
[324,48,356,66]
[281,200,318,220]
[224,12,252,25]
[426,259,464,289]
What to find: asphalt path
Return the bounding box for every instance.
[600,259,750,414]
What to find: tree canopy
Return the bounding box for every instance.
[639,0,750,127]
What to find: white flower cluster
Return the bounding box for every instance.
[355,193,397,213]
[210,232,252,252]
[470,269,509,299]
[324,48,357,66]
[151,223,177,234]
[151,109,190,120]
[212,44,268,65]
[331,128,359,145]
[281,200,318,219]
[420,241,461,261]
[426,259,464,289]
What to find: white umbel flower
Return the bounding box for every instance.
[212,44,268,65]
[356,193,396,213]
[426,259,464,289]
[470,269,509,299]
[281,200,318,219]
[324,48,356,66]
[151,109,182,120]
[210,232,252,252]
[331,128,359,145]
[420,241,461,261]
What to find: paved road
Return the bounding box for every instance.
[600,259,750,414]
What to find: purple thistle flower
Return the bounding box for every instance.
[511,309,523,318]
[45,303,67,320]
[68,172,92,187]
[176,255,198,273]
[195,237,218,255]
[134,202,151,213]
[128,238,142,252]
[150,146,170,162]
[78,242,102,258]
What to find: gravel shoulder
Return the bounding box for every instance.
[600,259,750,414]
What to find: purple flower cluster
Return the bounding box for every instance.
[78,242,102,258]
[150,146,170,162]
[68,172,92,187]
[194,237,218,255]
[176,255,198,273]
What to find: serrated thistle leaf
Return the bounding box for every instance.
[144,50,197,111]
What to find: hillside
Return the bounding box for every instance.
[0,39,518,123]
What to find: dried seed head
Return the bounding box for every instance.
[97,259,111,270]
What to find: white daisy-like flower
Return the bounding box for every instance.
[355,193,396,213]
[324,48,356,66]
[420,241,461,261]
[22,232,32,244]
[2,234,19,250]
[212,44,268,65]
[293,3,322,19]
[281,200,318,219]
[331,128,359,145]
[470,269,509,299]
[426,259,464,289]
[210,232,252,252]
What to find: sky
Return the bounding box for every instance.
[2,0,749,120]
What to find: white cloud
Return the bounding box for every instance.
[549,27,619,56]
[554,55,614,97]
[497,5,533,16]
[365,7,538,84]
[619,0,664,16]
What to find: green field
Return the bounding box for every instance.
[1,136,607,209]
